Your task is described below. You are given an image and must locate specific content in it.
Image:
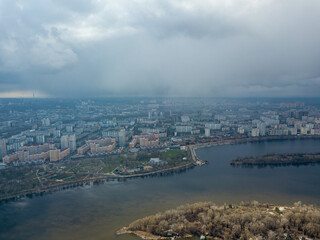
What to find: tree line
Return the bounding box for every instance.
[127,201,320,239]
[231,153,320,166]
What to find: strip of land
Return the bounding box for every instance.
[118,201,320,240]
[231,152,320,166]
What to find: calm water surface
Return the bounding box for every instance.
[1,139,320,240]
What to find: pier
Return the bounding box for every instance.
[188,146,207,166]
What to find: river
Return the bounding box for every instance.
[1,139,320,240]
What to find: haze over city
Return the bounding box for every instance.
[1,0,320,98]
[1,1,320,240]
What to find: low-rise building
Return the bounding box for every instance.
[77,144,90,155]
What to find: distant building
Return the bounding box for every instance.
[0,139,7,159]
[181,116,190,123]
[59,148,70,160]
[36,135,45,144]
[175,125,192,133]
[130,133,160,148]
[119,129,126,147]
[49,148,70,162]
[268,128,289,136]
[86,138,116,154]
[77,144,90,155]
[3,143,55,164]
[311,129,320,135]
[52,130,61,137]
[251,128,260,137]
[257,122,266,136]
[300,127,308,135]
[42,118,50,126]
[68,135,76,152]
[191,129,200,135]
[205,123,221,130]
[49,149,60,162]
[289,127,298,135]
[102,130,119,138]
[61,135,69,150]
[205,128,211,137]
[237,127,245,134]
[214,115,226,121]
[66,125,73,133]
[260,116,279,126]
[20,143,55,154]
[129,138,137,148]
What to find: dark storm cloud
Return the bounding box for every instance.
[0,0,320,97]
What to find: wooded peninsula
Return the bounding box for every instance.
[118,201,320,239]
[230,153,320,166]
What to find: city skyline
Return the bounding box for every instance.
[0,0,320,98]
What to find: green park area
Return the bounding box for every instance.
[161,149,187,160]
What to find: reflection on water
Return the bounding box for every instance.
[1,139,320,240]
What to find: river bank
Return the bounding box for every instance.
[0,161,195,203]
[2,135,320,203]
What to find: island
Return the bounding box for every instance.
[118,201,320,239]
[230,152,320,166]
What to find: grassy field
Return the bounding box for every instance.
[161,150,187,160]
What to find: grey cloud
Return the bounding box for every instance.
[0,0,320,97]
[130,1,244,39]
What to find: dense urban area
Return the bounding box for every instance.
[1,98,320,200]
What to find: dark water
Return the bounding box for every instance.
[1,139,320,240]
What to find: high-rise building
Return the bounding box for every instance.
[61,135,69,150]
[181,116,190,123]
[237,127,245,134]
[251,128,260,137]
[0,139,7,158]
[52,130,61,137]
[119,129,126,147]
[42,118,50,126]
[68,135,76,152]
[66,125,73,133]
[258,122,266,136]
[205,128,211,137]
[36,135,45,144]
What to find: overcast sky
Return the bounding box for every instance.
[0,0,320,98]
